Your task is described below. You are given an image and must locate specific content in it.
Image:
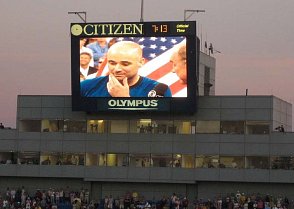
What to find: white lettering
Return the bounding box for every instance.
[151,100,158,107]
[108,100,116,106]
[108,99,158,109]
[136,100,143,106]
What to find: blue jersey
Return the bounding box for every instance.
[80,76,172,97]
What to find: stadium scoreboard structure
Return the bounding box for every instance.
[71,21,198,114]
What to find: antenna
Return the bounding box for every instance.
[200,24,203,51]
[68,11,87,23]
[184,9,205,21]
[184,9,205,52]
[140,0,144,22]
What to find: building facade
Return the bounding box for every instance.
[0,94,293,200]
[1,51,293,201]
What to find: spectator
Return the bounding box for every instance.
[80,38,94,67]
[87,38,109,68]
[182,197,189,209]
[275,125,285,132]
[80,52,98,81]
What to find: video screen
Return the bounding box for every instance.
[71,21,198,113]
[80,36,188,98]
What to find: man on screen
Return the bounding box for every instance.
[169,44,187,97]
[170,45,187,84]
[80,41,172,97]
[80,52,98,81]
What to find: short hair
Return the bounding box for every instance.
[178,45,186,61]
[80,52,92,58]
[108,41,143,58]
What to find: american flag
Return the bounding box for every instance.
[97,36,187,97]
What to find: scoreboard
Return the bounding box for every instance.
[70,22,195,36]
[71,21,198,114]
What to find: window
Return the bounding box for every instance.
[40,152,62,165]
[174,120,195,134]
[0,151,17,164]
[172,154,182,167]
[129,120,140,133]
[246,156,269,169]
[19,120,41,132]
[130,119,153,134]
[98,153,106,166]
[151,154,172,167]
[219,156,244,169]
[220,121,244,134]
[17,151,40,165]
[246,121,270,134]
[109,120,129,133]
[87,120,107,133]
[85,153,99,166]
[181,154,194,168]
[171,154,194,168]
[129,153,151,167]
[41,120,64,132]
[271,156,294,170]
[195,155,219,168]
[152,120,174,134]
[64,120,86,133]
[106,153,128,166]
[62,153,84,165]
[196,121,220,134]
[134,120,196,135]
[204,66,212,96]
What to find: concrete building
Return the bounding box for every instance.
[0,52,293,201]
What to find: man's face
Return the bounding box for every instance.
[80,54,91,66]
[171,54,187,83]
[107,44,143,82]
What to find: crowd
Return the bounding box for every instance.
[193,192,293,209]
[1,187,293,209]
[0,187,90,209]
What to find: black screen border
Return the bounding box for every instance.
[71,21,198,114]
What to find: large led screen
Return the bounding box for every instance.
[71,21,198,113]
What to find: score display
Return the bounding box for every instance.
[71,21,198,114]
[152,24,168,33]
[70,22,196,36]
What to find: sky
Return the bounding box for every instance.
[0,0,293,129]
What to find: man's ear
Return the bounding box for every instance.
[140,57,146,66]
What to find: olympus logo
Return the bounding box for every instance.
[108,99,158,109]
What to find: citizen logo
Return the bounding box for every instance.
[71,23,144,36]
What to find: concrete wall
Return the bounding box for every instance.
[1,95,294,199]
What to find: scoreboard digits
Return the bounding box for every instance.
[152,24,168,33]
[149,22,194,35]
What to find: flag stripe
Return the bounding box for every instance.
[97,37,188,97]
[147,62,173,80]
[169,80,187,96]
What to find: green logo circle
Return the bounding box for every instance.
[71,24,83,36]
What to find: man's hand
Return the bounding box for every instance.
[107,74,130,97]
